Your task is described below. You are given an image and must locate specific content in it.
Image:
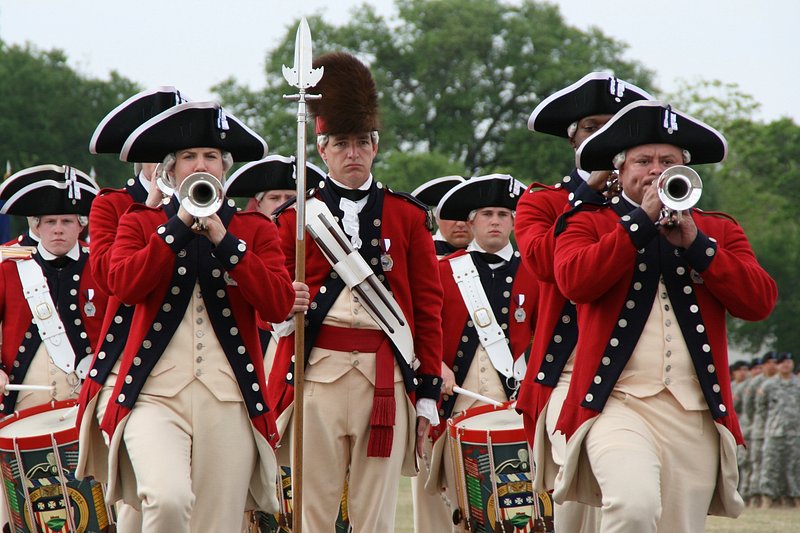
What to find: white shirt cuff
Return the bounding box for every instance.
[271,318,295,337]
[416,398,440,426]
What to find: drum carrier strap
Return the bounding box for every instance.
[16,258,77,374]
[449,254,515,379]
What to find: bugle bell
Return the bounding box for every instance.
[154,163,174,200]
[178,172,224,230]
[656,165,702,227]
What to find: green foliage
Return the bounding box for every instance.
[0,41,140,189]
[218,0,654,187]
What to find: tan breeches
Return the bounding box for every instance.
[296,369,409,532]
[583,391,719,533]
[121,381,256,533]
[546,378,600,533]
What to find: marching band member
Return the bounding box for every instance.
[0,165,105,531]
[85,100,293,533]
[0,164,104,412]
[410,175,472,259]
[514,72,652,532]
[267,51,443,531]
[414,174,537,532]
[552,100,777,532]
[77,86,188,532]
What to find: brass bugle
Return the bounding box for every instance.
[656,165,702,226]
[178,172,224,230]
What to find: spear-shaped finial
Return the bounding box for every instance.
[282,17,324,90]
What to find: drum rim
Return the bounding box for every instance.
[0,399,78,450]
[446,401,525,444]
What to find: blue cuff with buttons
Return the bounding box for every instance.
[571,181,606,206]
[415,373,443,401]
[619,207,658,250]
[157,216,195,254]
[681,230,717,273]
[212,232,247,270]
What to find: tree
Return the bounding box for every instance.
[0,40,141,235]
[215,0,655,192]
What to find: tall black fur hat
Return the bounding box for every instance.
[309,52,380,135]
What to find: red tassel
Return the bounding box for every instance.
[367,426,393,457]
[370,390,396,426]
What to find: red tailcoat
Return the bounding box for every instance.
[77,179,146,430]
[100,203,294,444]
[553,203,777,444]
[514,174,604,445]
[267,186,444,416]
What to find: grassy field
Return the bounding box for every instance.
[393,477,800,532]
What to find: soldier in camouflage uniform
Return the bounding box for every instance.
[738,356,762,502]
[730,359,751,490]
[747,351,778,506]
[758,352,800,508]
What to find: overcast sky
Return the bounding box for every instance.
[0,0,796,123]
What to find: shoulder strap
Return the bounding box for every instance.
[305,197,416,367]
[15,259,78,374]
[449,253,514,378]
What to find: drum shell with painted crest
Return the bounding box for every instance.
[0,399,110,532]
[448,402,553,533]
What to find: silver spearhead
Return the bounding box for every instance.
[282,17,324,89]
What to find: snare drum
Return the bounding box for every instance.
[0,399,110,533]
[448,403,553,533]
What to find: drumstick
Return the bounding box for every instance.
[59,405,79,422]
[452,386,505,407]
[4,384,55,392]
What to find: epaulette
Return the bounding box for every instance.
[386,189,434,231]
[553,200,606,237]
[98,186,128,197]
[694,208,739,226]
[525,182,562,194]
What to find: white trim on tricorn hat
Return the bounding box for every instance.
[528,72,653,138]
[436,174,526,221]
[575,100,728,171]
[0,164,99,216]
[223,155,326,198]
[90,86,189,154]
[410,175,466,208]
[119,101,268,163]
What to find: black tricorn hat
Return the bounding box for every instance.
[410,176,466,208]
[576,100,728,171]
[309,52,380,135]
[437,174,526,221]
[528,72,653,138]
[223,155,326,198]
[120,101,268,163]
[90,86,188,154]
[0,164,99,216]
